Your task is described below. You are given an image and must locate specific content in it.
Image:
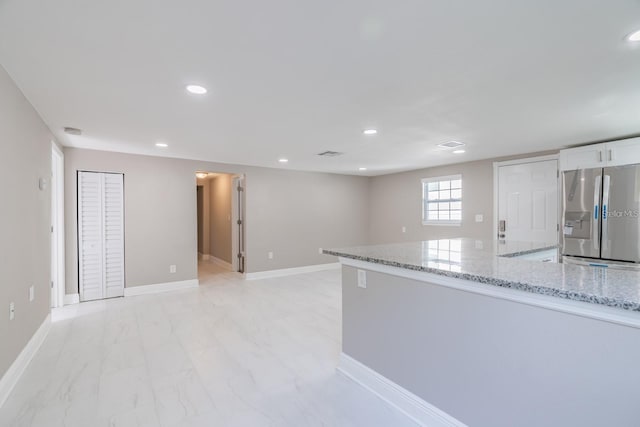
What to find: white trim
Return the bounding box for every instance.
[64,293,79,305]
[123,279,199,297]
[210,256,233,270]
[493,153,558,168]
[199,253,210,261]
[245,263,340,280]
[0,314,51,408]
[51,142,65,308]
[493,154,559,242]
[339,258,640,329]
[337,353,466,427]
[422,221,461,227]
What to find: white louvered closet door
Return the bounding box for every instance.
[78,172,124,301]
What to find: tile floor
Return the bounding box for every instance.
[0,262,417,426]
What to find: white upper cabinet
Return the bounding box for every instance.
[559,137,640,170]
[605,138,640,167]
[559,144,605,171]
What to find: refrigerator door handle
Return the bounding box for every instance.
[602,174,611,251]
[593,175,601,250]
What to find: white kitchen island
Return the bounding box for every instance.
[324,239,640,427]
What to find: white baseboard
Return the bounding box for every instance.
[64,293,79,305]
[0,314,51,409]
[199,253,210,261]
[210,256,233,270]
[337,353,466,427]
[123,279,199,297]
[245,262,340,280]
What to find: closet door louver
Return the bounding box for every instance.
[78,172,124,301]
[103,173,124,298]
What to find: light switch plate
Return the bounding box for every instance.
[169,265,177,273]
[357,270,367,288]
[29,286,34,302]
[475,214,483,222]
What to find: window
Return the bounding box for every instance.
[422,174,462,225]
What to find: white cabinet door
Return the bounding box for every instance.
[559,144,605,171]
[103,173,125,298]
[78,171,124,301]
[606,137,640,167]
[498,159,559,243]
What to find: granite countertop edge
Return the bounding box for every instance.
[324,249,640,312]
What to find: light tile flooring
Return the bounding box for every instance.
[0,262,417,426]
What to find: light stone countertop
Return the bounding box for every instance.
[324,239,640,312]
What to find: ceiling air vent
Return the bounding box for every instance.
[64,127,82,136]
[437,141,465,149]
[317,151,343,157]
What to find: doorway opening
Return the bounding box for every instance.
[195,171,245,282]
[51,143,65,307]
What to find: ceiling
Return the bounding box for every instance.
[1,0,640,176]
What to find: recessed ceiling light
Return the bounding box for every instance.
[155,142,168,148]
[627,29,640,42]
[196,172,208,179]
[359,167,367,171]
[453,149,466,154]
[363,129,377,135]
[186,84,207,95]
[278,158,289,163]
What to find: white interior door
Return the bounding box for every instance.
[231,175,245,273]
[78,171,124,301]
[103,173,125,298]
[497,159,558,243]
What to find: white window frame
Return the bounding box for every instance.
[422,174,462,226]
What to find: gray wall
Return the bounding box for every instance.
[342,266,640,427]
[370,159,495,243]
[65,149,199,292]
[209,174,232,263]
[64,148,370,293]
[369,152,557,244]
[0,65,53,379]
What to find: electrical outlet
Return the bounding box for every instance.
[357,270,367,288]
[9,302,15,321]
[170,265,177,273]
[29,286,34,302]
[318,247,323,254]
[475,214,484,223]
[268,251,274,259]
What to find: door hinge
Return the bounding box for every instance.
[237,219,242,225]
[557,170,559,178]
[51,281,54,288]
[237,186,244,192]
[557,224,559,231]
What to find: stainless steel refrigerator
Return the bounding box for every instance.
[562,164,640,268]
